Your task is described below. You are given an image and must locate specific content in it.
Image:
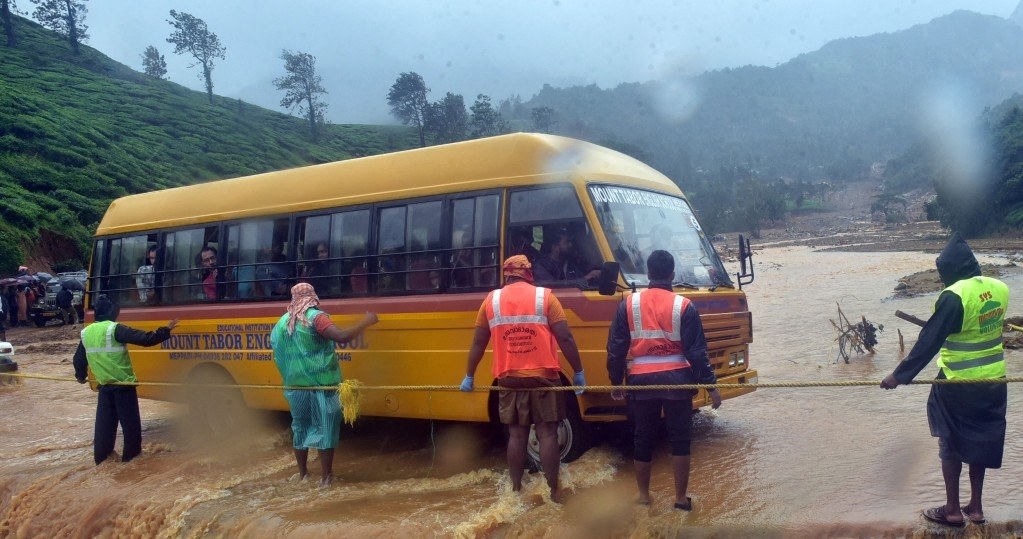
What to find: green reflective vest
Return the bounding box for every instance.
[937,276,1008,380]
[81,320,136,385]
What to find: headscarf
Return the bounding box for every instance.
[502,255,533,283]
[286,282,320,335]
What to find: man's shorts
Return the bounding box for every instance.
[497,376,566,426]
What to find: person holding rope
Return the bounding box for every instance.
[460,254,586,503]
[606,249,721,510]
[270,282,378,487]
[72,296,179,464]
[881,232,1009,527]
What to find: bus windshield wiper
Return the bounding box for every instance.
[672,281,698,289]
[709,278,735,291]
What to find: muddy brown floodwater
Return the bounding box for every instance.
[1,246,1022,538]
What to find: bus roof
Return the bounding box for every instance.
[96,133,681,236]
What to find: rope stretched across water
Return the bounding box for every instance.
[3,371,1022,425]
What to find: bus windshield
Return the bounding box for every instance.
[589,184,730,287]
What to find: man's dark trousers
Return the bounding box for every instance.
[94,385,142,464]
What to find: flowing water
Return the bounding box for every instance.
[1,246,1021,538]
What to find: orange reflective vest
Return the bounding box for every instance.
[485,282,559,377]
[627,288,691,375]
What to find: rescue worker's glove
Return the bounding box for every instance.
[459,375,474,392]
[573,370,586,395]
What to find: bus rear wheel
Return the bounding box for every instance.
[526,397,590,465]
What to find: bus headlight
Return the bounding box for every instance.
[736,351,746,366]
[728,353,737,367]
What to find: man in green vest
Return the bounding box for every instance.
[881,233,1009,527]
[73,295,179,464]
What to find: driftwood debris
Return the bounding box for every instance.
[830,303,883,363]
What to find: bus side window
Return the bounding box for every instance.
[162,226,218,303]
[407,201,442,292]
[451,194,499,289]
[376,206,407,293]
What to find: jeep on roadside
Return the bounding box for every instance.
[29,272,86,327]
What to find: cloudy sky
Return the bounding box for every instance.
[82,0,1019,124]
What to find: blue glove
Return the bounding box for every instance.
[572,370,586,395]
[459,375,474,392]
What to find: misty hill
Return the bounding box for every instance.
[520,10,1023,186]
[0,16,417,273]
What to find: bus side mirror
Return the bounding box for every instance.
[598,261,620,296]
[736,234,755,289]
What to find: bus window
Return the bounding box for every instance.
[106,234,152,306]
[507,186,602,288]
[451,194,499,288]
[163,226,221,303]
[240,219,292,300]
[406,200,442,291]
[297,214,334,296]
[89,239,106,304]
[296,209,370,297]
[335,210,370,297]
[376,206,407,293]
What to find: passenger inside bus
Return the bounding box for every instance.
[533,227,601,286]
[259,243,293,299]
[507,227,541,263]
[450,228,474,288]
[301,242,334,295]
[408,251,440,291]
[196,246,226,301]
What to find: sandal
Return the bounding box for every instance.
[922,506,965,528]
[673,496,692,511]
[960,506,987,525]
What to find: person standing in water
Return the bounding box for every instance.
[73,296,178,464]
[270,283,378,487]
[881,232,1009,528]
[606,250,721,510]
[460,255,586,502]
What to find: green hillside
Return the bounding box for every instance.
[0,16,417,274]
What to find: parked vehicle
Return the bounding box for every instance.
[29,272,86,327]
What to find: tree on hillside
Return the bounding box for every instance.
[166,10,225,105]
[141,45,167,79]
[273,49,328,141]
[2,0,19,47]
[870,192,907,223]
[31,0,88,54]
[387,72,430,147]
[424,92,467,144]
[469,94,508,139]
[531,106,554,133]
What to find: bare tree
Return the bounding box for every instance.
[2,0,18,47]
[31,0,88,54]
[273,50,328,141]
[141,45,167,79]
[166,10,225,104]
[387,72,430,147]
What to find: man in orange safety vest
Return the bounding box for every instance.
[460,255,585,502]
[606,249,721,510]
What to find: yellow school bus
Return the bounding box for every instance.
[87,133,757,461]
